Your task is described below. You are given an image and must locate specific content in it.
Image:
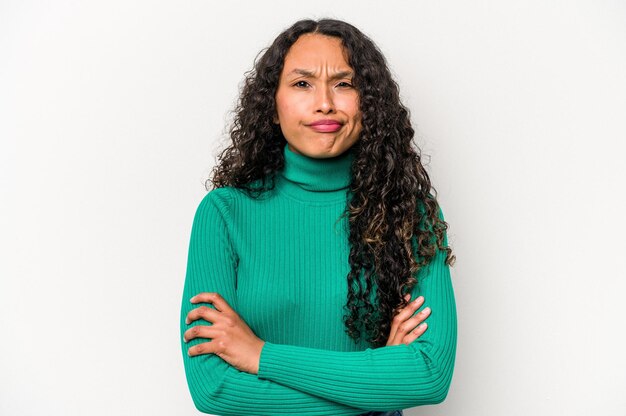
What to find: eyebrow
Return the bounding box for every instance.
[286,68,354,80]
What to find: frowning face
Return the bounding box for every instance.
[274,33,363,159]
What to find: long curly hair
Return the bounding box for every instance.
[206,18,456,348]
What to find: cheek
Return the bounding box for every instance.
[338,95,361,118]
[346,103,362,125]
[351,109,364,133]
[275,90,288,116]
[276,97,298,120]
[276,90,305,118]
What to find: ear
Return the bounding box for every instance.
[273,114,280,124]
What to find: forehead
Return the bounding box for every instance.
[282,34,351,71]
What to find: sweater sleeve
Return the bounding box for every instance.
[180,191,367,416]
[257,206,458,411]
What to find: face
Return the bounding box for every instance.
[274,33,363,158]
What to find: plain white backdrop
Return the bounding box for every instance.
[1,0,625,415]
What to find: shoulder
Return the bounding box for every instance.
[193,187,237,223]
[414,196,449,247]
[194,178,279,223]
[416,194,446,221]
[204,186,235,207]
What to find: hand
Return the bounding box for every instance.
[183,292,265,375]
[386,294,431,346]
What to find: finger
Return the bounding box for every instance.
[183,324,219,343]
[403,296,425,316]
[389,296,424,343]
[397,306,431,337]
[390,297,426,344]
[395,294,412,312]
[190,292,233,314]
[389,296,415,342]
[402,322,428,345]
[187,340,218,357]
[388,295,424,345]
[186,305,219,325]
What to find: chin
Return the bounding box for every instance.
[308,141,350,158]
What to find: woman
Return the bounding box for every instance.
[180,18,457,416]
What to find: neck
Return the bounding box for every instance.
[275,143,355,203]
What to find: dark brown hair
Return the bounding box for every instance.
[207,18,455,348]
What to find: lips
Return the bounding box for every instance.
[308,123,342,133]
[307,119,343,133]
[309,119,343,126]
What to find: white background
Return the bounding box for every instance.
[1,1,625,415]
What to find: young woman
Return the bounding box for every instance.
[180,18,457,416]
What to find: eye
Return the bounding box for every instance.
[293,80,310,88]
[337,81,353,88]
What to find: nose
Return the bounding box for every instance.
[315,85,335,114]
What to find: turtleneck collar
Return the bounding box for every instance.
[275,143,355,204]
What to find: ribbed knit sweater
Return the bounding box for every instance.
[180,143,457,415]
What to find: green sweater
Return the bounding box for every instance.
[180,143,457,415]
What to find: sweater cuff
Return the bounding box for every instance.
[257,341,278,380]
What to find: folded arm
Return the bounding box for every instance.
[256,206,457,411]
[180,191,368,415]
